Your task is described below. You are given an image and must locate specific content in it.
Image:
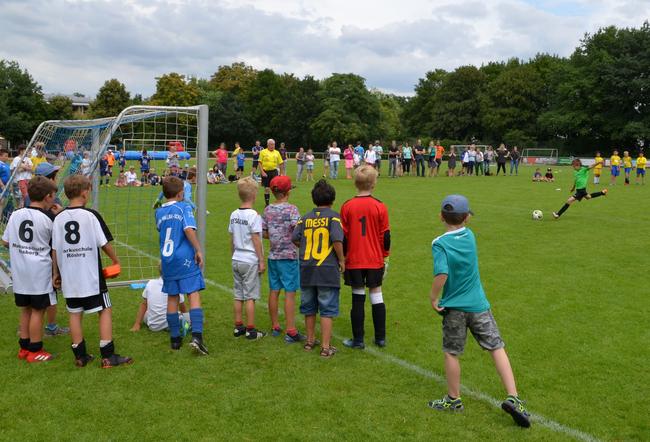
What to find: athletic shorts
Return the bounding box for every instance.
[306,164,314,171]
[232,260,261,301]
[611,165,620,176]
[65,291,111,314]
[141,168,150,173]
[573,188,589,201]
[637,168,645,176]
[268,259,300,292]
[261,169,279,188]
[624,167,632,174]
[163,273,205,295]
[436,158,443,167]
[252,160,259,169]
[428,158,436,167]
[236,166,244,172]
[300,286,340,317]
[344,268,384,289]
[14,292,56,310]
[100,170,108,177]
[441,309,504,355]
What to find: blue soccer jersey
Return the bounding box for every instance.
[140,155,151,171]
[155,201,202,282]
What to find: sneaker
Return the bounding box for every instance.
[233,326,246,337]
[245,329,267,340]
[171,341,182,350]
[427,395,464,412]
[271,327,283,337]
[501,396,531,428]
[374,339,386,348]
[342,338,365,349]
[101,353,134,368]
[45,325,70,337]
[17,348,29,360]
[189,336,209,355]
[75,354,95,367]
[552,212,560,219]
[284,332,306,343]
[26,350,55,363]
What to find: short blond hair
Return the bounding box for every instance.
[354,165,378,191]
[237,176,258,202]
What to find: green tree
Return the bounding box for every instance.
[209,62,257,97]
[196,79,254,146]
[150,73,199,107]
[402,69,448,136]
[0,60,48,144]
[277,75,321,147]
[46,95,74,120]
[90,79,130,117]
[242,69,287,138]
[373,90,404,141]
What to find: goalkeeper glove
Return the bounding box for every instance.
[383,257,390,278]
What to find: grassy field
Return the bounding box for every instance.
[1,161,648,441]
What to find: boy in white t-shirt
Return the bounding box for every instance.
[11,145,33,207]
[131,276,189,333]
[228,177,266,340]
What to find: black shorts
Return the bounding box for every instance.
[65,292,112,314]
[236,166,244,172]
[573,188,588,201]
[261,169,279,188]
[344,268,384,289]
[14,292,55,310]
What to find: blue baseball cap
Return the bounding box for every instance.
[35,162,60,177]
[441,194,474,215]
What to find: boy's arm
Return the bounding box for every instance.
[184,227,203,268]
[230,234,235,256]
[430,274,447,311]
[52,249,61,289]
[101,242,120,266]
[251,232,265,273]
[131,300,147,331]
[1,239,8,247]
[333,241,345,273]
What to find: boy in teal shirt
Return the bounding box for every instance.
[553,159,607,219]
[428,195,530,428]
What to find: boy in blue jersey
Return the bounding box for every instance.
[155,176,207,354]
[153,167,196,210]
[428,195,530,428]
[99,155,110,186]
[139,149,152,184]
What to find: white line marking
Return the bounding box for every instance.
[114,240,601,441]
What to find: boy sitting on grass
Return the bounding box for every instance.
[229,177,266,340]
[131,270,189,334]
[428,194,530,428]
[2,177,59,362]
[292,180,345,357]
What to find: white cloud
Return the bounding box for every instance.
[0,0,648,97]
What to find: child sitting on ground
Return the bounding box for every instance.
[532,168,542,182]
[543,168,554,182]
[115,172,127,187]
[131,273,189,333]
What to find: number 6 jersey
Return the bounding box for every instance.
[52,207,113,298]
[2,207,55,295]
[155,201,201,281]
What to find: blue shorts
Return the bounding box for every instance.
[141,167,150,173]
[300,286,340,317]
[611,165,620,176]
[637,168,645,176]
[163,273,205,295]
[268,259,300,292]
[624,167,631,174]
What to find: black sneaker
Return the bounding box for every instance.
[245,329,267,340]
[171,341,182,350]
[284,332,306,343]
[233,326,246,337]
[189,337,209,355]
[501,396,531,428]
[342,338,365,349]
[74,354,95,367]
[101,353,133,368]
[374,339,386,348]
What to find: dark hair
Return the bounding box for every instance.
[311,179,336,206]
[17,144,27,153]
[0,148,9,156]
[441,204,468,225]
[28,176,58,202]
[162,176,184,199]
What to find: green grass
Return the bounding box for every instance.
[1,163,649,441]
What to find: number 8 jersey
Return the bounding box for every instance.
[155,201,201,281]
[52,207,113,298]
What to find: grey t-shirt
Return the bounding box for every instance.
[291,207,344,288]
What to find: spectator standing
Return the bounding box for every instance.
[484,146,494,175]
[329,142,341,179]
[251,140,262,177]
[323,144,331,178]
[215,143,228,175]
[467,145,476,176]
[496,144,508,176]
[388,141,399,178]
[475,147,484,176]
[447,150,457,177]
[414,139,425,177]
[279,142,288,176]
[295,147,306,182]
[354,142,365,168]
[510,146,520,175]
[343,144,354,179]
[373,141,384,175]
[402,142,413,176]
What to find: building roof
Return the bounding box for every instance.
[44,93,93,107]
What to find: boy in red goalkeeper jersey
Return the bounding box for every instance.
[340,165,391,349]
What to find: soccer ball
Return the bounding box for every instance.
[532,210,543,220]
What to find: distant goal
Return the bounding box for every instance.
[522,148,559,165]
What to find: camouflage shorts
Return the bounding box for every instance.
[442,309,504,355]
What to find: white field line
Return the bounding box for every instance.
[115,240,601,442]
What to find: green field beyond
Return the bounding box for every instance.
[1,163,648,441]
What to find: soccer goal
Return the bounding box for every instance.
[521,148,559,165]
[0,105,209,292]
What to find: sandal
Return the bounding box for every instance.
[303,340,320,351]
[320,346,338,358]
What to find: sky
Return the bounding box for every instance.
[1,0,648,97]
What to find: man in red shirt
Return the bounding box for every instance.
[340,165,390,349]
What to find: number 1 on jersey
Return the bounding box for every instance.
[359,216,366,236]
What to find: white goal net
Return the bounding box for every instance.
[521,148,559,165]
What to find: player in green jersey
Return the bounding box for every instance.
[553,159,608,219]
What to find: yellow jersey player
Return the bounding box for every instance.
[622,151,632,185]
[636,152,646,185]
[610,150,621,185]
[593,152,604,184]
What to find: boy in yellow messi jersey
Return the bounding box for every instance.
[593,152,604,184]
[609,150,621,185]
[553,159,607,219]
[622,151,633,185]
[636,152,646,185]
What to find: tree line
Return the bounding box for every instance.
[1,23,648,155]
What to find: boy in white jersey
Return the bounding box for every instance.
[229,177,266,340]
[52,175,132,368]
[2,177,58,362]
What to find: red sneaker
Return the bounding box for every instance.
[17,349,29,360]
[26,350,55,363]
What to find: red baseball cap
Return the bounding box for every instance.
[270,175,292,193]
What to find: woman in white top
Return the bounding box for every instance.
[329,142,341,179]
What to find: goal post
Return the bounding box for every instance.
[0,105,209,292]
[521,148,559,165]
